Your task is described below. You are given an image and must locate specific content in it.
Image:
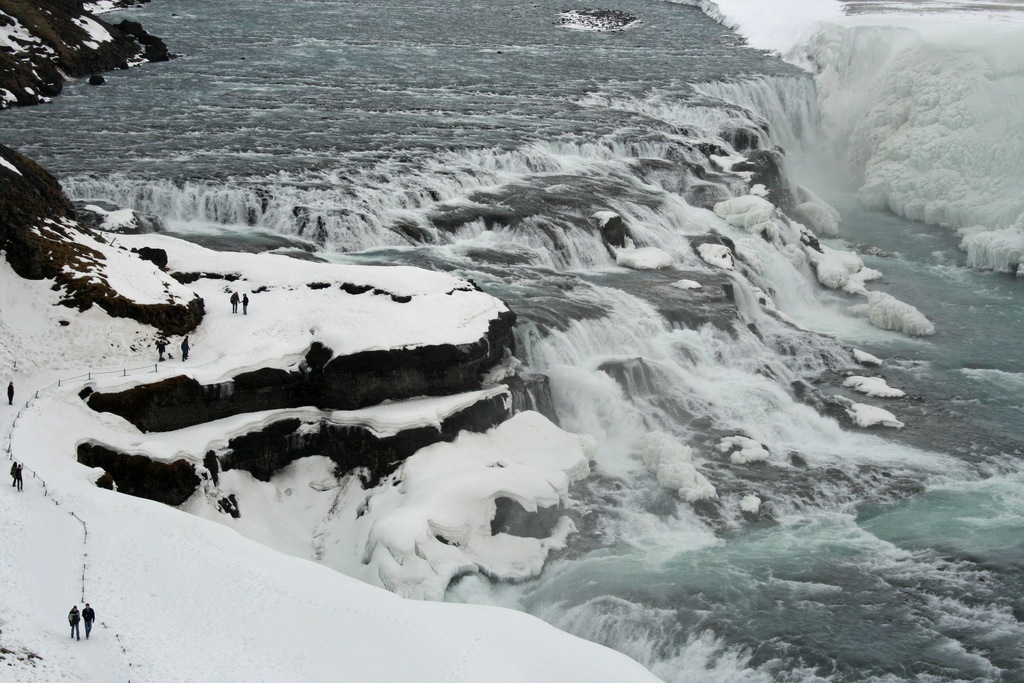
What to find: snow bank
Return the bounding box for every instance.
[843,375,905,398]
[185,410,593,602]
[72,15,113,49]
[671,279,702,290]
[641,432,717,502]
[1,155,23,175]
[113,232,509,375]
[357,411,593,600]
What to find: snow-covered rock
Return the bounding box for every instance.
[697,242,735,270]
[739,494,762,514]
[843,375,905,398]
[714,194,777,235]
[846,402,905,429]
[615,242,673,270]
[718,435,770,464]
[853,348,883,367]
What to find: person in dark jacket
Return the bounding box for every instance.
[230,291,239,313]
[82,603,96,639]
[180,335,190,361]
[14,463,22,491]
[6,381,12,405]
[69,606,81,640]
[156,338,168,362]
[9,461,17,487]
[242,293,249,315]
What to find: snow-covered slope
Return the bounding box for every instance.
[0,225,657,680]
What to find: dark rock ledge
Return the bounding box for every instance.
[86,306,516,432]
[78,388,513,505]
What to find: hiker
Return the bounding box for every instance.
[9,461,17,487]
[180,335,190,361]
[82,603,96,639]
[230,291,239,313]
[156,338,168,362]
[69,606,81,641]
[14,463,23,492]
[6,381,12,405]
[242,293,249,315]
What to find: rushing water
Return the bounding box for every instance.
[3,0,1023,679]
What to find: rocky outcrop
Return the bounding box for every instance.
[77,389,513,504]
[88,311,517,432]
[220,390,511,482]
[78,442,200,506]
[732,148,794,211]
[74,199,167,234]
[0,0,172,110]
[504,372,559,424]
[0,144,204,335]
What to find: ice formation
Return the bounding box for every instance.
[713,195,777,235]
[959,225,1024,276]
[735,238,766,274]
[805,244,881,295]
[793,186,841,237]
[718,435,770,464]
[641,432,717,502]
[862,291,936,337]
[843,375,905,398]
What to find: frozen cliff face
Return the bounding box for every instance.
[960,223,1024,276]
[794,23,1024,275]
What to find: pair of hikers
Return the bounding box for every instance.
[68,604,96,640]
[229,291,249,315]
[155,336,190,362]
[9,461,23,491]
